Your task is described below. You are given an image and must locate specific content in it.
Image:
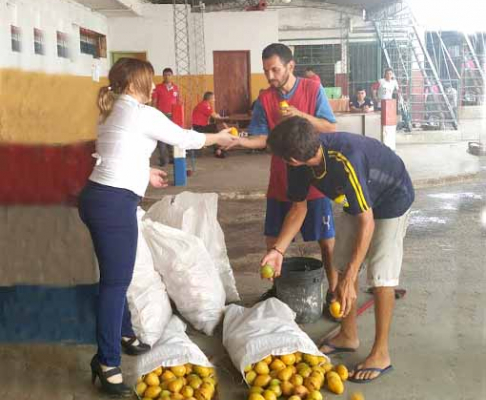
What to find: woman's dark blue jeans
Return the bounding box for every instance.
[78,181,140,367]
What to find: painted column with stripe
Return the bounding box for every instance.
[381,99,397,151]
[171,103,187,186]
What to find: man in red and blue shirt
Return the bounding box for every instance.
[152,68,179,166]
[229,43,338,304]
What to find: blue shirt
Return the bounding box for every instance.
[248,78,336,135]
[287,132,415,219]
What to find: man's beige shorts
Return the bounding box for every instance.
[333,210,411,287]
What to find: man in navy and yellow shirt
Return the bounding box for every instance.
[263,116,414,384]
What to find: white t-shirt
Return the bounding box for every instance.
[377,78,399,100]
[89,94,206,197]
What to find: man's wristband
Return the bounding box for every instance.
[271,246,284,256]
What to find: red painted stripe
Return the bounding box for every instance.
[0,141,95,205]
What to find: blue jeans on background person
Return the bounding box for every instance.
[158,141,172,166]
[78,181,140,367]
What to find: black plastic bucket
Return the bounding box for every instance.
[275,257,324,324]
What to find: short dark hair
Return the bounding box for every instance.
[305,67,314,72]
[356,87,366,92]
[262,43,293,65]
[163,68,173,74]
[203,91,214,101]
[384,68,393,75]
[267,116,320,162]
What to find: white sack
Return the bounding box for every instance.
[136,315,213,376]
[145,192,240,303]
[222,297,329,382]
[126,208,172,346]
[142,219,225,336]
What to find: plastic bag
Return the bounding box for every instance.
[126,208,172,346]
[222,298,329,381]
[135,315,213,376]
[145,192,240,303]
[142,218,225,335]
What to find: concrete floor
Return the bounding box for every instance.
[1,147,485,400]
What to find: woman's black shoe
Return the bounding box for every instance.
[121,337,151,356]
[90,355,132,398]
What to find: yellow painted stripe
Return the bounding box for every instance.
[329,151,370,211]
[329,153,366,211]
[330,151,369,211]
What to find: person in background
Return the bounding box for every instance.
[377,68,399,104]
[152,67,179,166]
[349,87,374,113]
[304,67,322,84]
[78,58,235,398]
[192,91,227,159]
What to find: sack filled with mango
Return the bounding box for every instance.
[223,299,351,399]
[136,363,218,400]
[244,352,350,400]
[135,316,218,400]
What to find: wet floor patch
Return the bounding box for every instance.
[408,210,449,236]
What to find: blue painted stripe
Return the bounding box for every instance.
[0,284,97,344]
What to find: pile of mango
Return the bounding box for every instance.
[244,353,349,400]
[136,364,217,400]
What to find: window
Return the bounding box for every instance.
[34,28,45,55]
[57,31,69,58]
[80,28,107,59]
[293,44,342,87]
[11,25,21,52]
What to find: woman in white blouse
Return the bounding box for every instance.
[78,57,235,397]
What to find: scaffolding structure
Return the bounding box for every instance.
[371,2,457,130]
[425,31,486,108]
[172,0,207,127]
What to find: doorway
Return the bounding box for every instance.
[213,51,251,115]
[111,52,147,65]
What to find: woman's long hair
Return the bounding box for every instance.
[97,58,155,122]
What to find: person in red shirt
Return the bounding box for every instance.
[304,67,322,84]
[152,68,179,166]
[192,92,227,158]
[153,67,179,114]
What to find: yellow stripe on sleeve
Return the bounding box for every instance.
[329,151,370,212]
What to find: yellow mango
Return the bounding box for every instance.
[280,354,296,365]
[254,361,270,375]
[328,375,344,394]
[253,374,271,388]
[335,364,349,381]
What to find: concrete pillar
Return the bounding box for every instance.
[381,99,397,151]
